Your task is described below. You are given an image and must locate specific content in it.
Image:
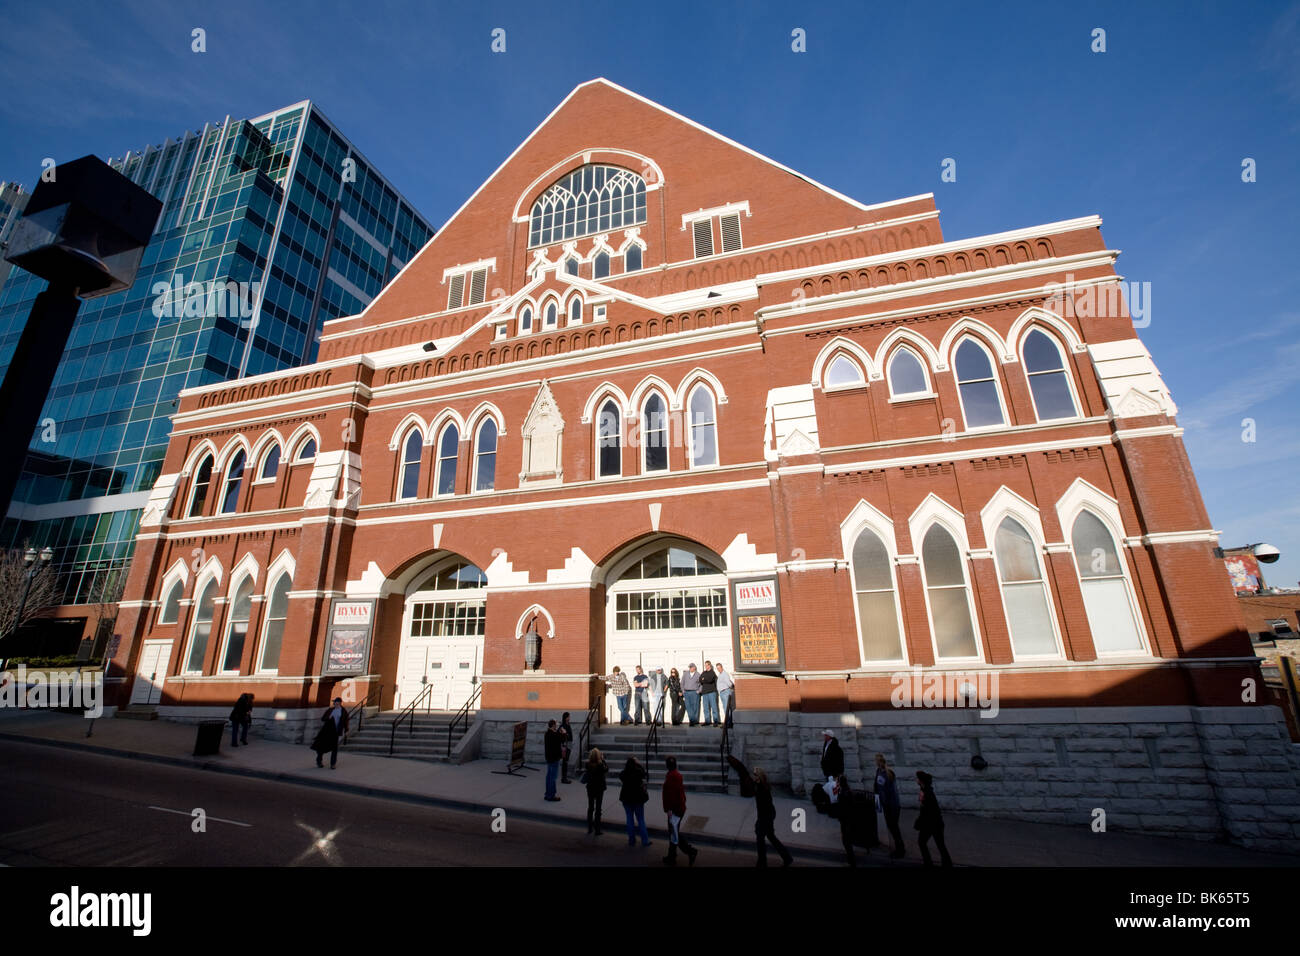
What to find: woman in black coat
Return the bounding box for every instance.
[228,693,253,747]
[617,756,651,847]
[585,747,608,835]
[728,755,793,866]
[310,697,349,769]
[914,770,953,866]
[667,669,685,726]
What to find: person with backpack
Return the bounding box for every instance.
[915,770,954,867]
[728,754,793,866]
[585,747,609,835]
[618,756,652,847]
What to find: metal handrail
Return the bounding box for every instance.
[644,697,665,765]
[720,721,732,794]
[348,683,383,735]
[447,680,482,758]
[575,695,599,768]
[389,683,434,755]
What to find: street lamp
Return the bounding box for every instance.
[8,545,54,647]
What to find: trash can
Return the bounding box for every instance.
[194,719,225,756]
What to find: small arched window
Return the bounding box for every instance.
[474,419,498,492]
[994,517,1059,657]
[688,386,717,468]
[220,450,246,514]
[519,306,533,334]
[593,251,610,279]
[296,438,317,462]
[597,399,621,478]
[851,529,903,661]
[625,245,642,272]
[922,525,979,659]
[887,348,929,398]
[1023,329,1078,420]
[436,423,459,496]
[1071,511,1144,653]
[825,354,864,388]
[258,573,290,673]
[185,579,217,673]
[187,455,214,517]
[954,339,1005,428]
[399,429,422,500]
[564,257,579,276]
[158,578,183,625]
[544,301,558,329]
[569,296,582,324]
[220,576,254,673]
[642,393,668,472]
[259,444,280,481]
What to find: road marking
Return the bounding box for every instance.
[147,806,252,827]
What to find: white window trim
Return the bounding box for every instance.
[183,573,221,676]
[185,454,215,517]
[640,392,672,475]
[822,353,868,393]
[397,428,423,501]
[980,489,1065,661]
[471,418,500,494]
[685,384,719,470]
[680,201,751,230]
[1019,327,1082,423]
[840,499,910,667]
[256,570,292,675]
[433,422,461,498]
[1067,509,1151,658]
[909,494,985,665]
[595,398,623,481]
[886,345,935,401]
[952,336,1009,431]
[217,575,256,676]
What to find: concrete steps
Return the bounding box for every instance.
[586,726,735,794]
[344,710,474,762]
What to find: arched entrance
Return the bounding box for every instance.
[394,557,486,710]
[603,538,733,722]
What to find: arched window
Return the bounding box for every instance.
[258,573,290,673]
[688,386,718,468]
[851,529,903,661]
[954,339,1005,428]
[569,296,582,324]
[642,393,668,472]
[887,348,929,398]
[593,251,610,279]
[544,301,558,329]
[220,450,246,514]
[597,400,621,478]
[398,429,422,500]
[564,257,580,276]
[519,306,533,334]
[220,576,254,673]
[825,355,864,388]
[158,578,183,625]
[474,419,498,492]
[611,546,727,632]
[187,455,214,517]
[1071,511,1144,653]
[296,437,317,462]
[625,244,642,272]
[185,579,217,673]
[436,424,459,496]
[921,525,979,659]
[1023,329,1078,420]
[259,444,280,480]
[529,164,648,247]
[993,517,1059,657]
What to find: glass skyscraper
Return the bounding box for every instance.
[0,101,433,615]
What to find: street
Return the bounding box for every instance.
[0,739,778,867]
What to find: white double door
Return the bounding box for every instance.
[396,639,481,711]
[604,636,733,722]
[130,640,171,706]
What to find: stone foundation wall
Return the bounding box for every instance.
[155,705,313,746]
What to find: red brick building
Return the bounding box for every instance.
[110,80,1300,850]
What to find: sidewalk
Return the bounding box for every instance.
[2,708,1296,866]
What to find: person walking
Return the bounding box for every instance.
[820,729,845,778]
[699,661,719,726]
[831,773,859,866]
[618,756,652,847]
[729,755,793,867]
[661,756,699,866]
[648,667,668,725]
[229,692,253,747]
[543,719,563,801]
[667,668,685,726]
[682,663,702,726]
[600,666,633,725]
[559,711,574,784]
[632,665,650,725]
[915,770,953,867]
[874,753,905,859]
[715,663,735,728]
[311,696,349,769]
[585,747,608,835]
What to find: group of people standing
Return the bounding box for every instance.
[578,750,698,865]
[600,661,735,727]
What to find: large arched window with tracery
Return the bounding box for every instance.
[597,399,622,478]
[688,386,718,468]
[921,524,980,659]
[851,529,904,661]
[529,165,648,247]
[1071,511,1145,654]
[993,517,1059,657]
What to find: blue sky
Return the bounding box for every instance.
[1,0,1298,587]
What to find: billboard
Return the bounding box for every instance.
[322,600,376,675]
[730,576,785,672]
[1223,553,1262,595]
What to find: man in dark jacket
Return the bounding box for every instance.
[312,697,349,769]
[543,719,564,801]
[229,693,253,747]
[915,770,953,866]
[661,756,698,866]
[699,662,719,726]
[820,729,844,778]
[729,755,793,866]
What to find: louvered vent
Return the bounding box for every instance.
[468,268,488,305]
[448,273,465,309]
[692,219,714,258]
[720,213,742,252]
